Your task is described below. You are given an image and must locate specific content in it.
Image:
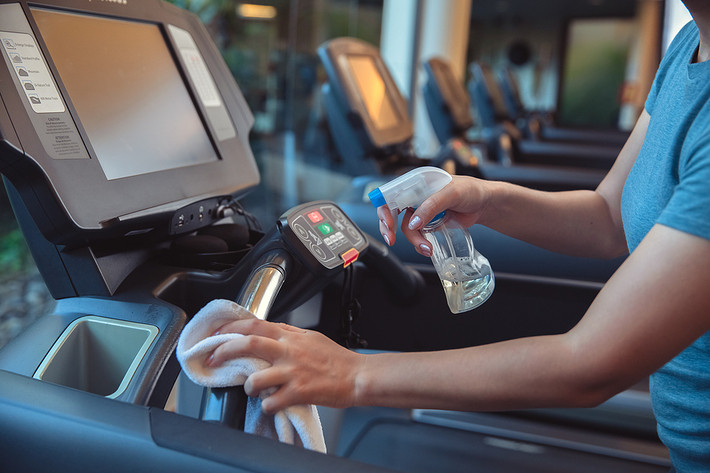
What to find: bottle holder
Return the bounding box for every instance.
[33,316,158,398]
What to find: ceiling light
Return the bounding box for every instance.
[236,4,277,20]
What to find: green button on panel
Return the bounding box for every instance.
[317,222,334,235]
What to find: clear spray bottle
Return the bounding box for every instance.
[368,167,494,313]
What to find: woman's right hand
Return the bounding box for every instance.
[206,318,365,414]
[377,175,493,257]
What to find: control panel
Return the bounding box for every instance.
[282,201,367,272]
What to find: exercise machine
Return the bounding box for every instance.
[497,66,630,146]
[468,62,622,170]
[0,2,403,471]
[422,57,608,191]
[319,39,611,193]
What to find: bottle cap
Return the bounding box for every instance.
[368,188,386,208]
[426,211,446,227]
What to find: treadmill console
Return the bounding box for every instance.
[424,58,474,133]
[0,1,259,246]
[318,37,413,151]
[281,201,367,273]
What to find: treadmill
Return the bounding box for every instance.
[318,38,612,194]
[422,57,608,191]
[468,61,622,171]
[317,37,427,177]
[0,2,405,472]
[0,4,668,471]
[497,66,631,146]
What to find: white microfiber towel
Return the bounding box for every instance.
[176,299,327,453]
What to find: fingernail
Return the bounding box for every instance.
[419,244,432,257]
[408,216,421,230]
[381,219,389,231]
[211,324,225,336]
[383,234,391,246]
[205,353,215,366]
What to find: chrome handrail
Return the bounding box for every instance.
[236,251,290,319]
[199,250,291,428]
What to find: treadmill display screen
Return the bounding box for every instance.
[346,55,399,130]
[31,9,219,180]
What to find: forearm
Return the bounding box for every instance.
[479,181,627,259]
[355,225,710,413]
[353,334,608,411]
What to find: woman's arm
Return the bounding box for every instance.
[208,223,710,414]
[380,111,651,260]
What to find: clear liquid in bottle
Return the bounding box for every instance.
[424,213,494,313]
[436,256,494,313]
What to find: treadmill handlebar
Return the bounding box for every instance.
[236,250,291,320]
[200,249,292,428]
[362,236,425,301]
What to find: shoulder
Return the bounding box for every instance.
[660,21,698,73]
[646,21,699,114]
[665,20,699,62]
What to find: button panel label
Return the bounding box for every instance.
[1,32,65,113]
[288,204,366,270]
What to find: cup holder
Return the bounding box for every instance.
[33,316,159,399]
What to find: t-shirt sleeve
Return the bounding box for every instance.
[659,134,710,242]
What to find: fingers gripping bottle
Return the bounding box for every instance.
[368,167,494,313]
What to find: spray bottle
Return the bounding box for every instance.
[368,167,494,313]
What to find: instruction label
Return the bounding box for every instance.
[168,25,221,108]
[1,32,65,113]
[179,47,222,108]
[168,24,236,142]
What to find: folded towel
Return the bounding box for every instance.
[176,299,326,453]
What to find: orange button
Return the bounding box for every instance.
[340,248,359,267]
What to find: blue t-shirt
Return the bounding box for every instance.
[621,21,710,472]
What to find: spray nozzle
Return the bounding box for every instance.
[367,167,452,213]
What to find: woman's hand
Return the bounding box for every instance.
[377,175,493,256]
[206,318,365,414]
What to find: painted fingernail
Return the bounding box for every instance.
[381,219,389,231]
[419,244,432,257]
[211,323,226,336]
[408,216,421,230]
[383,233,391,246]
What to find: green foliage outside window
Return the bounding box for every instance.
[0,184,32,277]
[0,228,32,276]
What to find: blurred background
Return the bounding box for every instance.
[0,0,691,348]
